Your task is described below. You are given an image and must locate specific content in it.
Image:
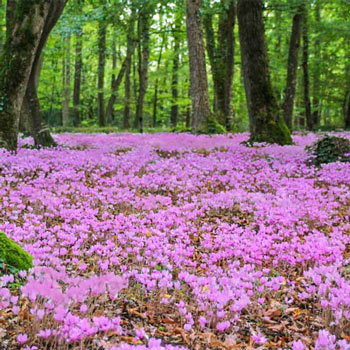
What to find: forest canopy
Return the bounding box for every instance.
[0,0,349,149]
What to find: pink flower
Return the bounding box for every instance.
[293,340,305,350]
[252,331,267,345]
[80,304,88,313]
[17,333,28,344]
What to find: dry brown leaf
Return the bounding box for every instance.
[127,307,147,319]
[266,323,285,332]
[120,336,143,345]
[174,327,190,345]
[264,308,282,319]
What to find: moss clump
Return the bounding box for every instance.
[250,115,293,146]
[307,134,350,166]
[199,114,226,135]
[0,231,33,271]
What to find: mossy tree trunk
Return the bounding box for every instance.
[302,6,313,131]
[170,18,181,128]
[204,0,235,130]
[97,6,107,127]
[136,11,151,134]
[152,27,165,128]
[344,59,350,130]
[106,30,118,123]
[312,0,321,129]
[282,3,303,131]
[106,40,135,123]
[123,10,136,130]
[186,0,211,133]
[0,0,54,151]
[237,0,292,145]
[73,0,83,127]
[20,1,66,147]
[62,35,71,127]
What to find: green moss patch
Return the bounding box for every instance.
[0,231,33,271]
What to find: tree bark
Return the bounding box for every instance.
[170,20,181,128]
[186,0,211,133]
[282,4,303,130]
[0,0,4,53]
[312,0,321,129]
[302,7,312,131]
[344,84,350,130]
[0,0,53,150]
[204,0,235,129]
[344,40,350,130]
[152,32,165,128]
[237,0,292,145]
[107,34,118,123]
[62,35,71,127]
[273,1,282,102]
[98,15,107,127]
[106,41,135,123]
[21,1,66,147]
[5,0,16,40]
[123,16,136,130]
[73,6,83,127]
[136,12,151,133]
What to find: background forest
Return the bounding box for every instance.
[1,0,349,134]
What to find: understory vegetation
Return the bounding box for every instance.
[1,132,350,349]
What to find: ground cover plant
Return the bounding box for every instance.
[1,132,350,349]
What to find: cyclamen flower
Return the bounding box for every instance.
[315,330,336,350]
[80,304,88,313]
[135,328,147,340]
[12,306,20,314]
[17,333,28,344]
[216,321,230,332]
[338,340,350,350]
[292,340,305,350]
[37,329,51,339]
[251,331,267,345]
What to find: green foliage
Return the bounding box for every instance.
[200,114,227,135]
[0,231,33,272]
[53,126,120,134]
[173,124,192,133]
[16,0,349,133]
[307,134,350,166]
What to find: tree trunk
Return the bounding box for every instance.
[123,16,135,130]
[107,34,118,123]
[218,0,235,129]
[73,9,83,127]
[98,17,107,127]
[237,0,292,145]
[152,32,165,128]
[106,41,135,123]
[312,0,321,129]
[186,82,191,128]
[204,0,235,129]
[302,7,312,131]
[186,0,211,133]
[0,0,52,150]
[62,35,71,127]
[0,0,4,53]
[274,2,282,102]
[345,85,350,130]
[20,1,66,147]
[132,53,138,129]
[170,20,181,128]
[282,4,303,130]
[344,41,350,130]
[5,0,16,40]
[136,13,151,133]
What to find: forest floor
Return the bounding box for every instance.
[1,132,350,350]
